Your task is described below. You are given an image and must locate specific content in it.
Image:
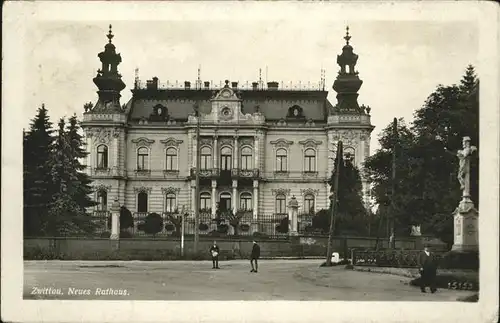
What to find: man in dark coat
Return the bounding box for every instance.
[210,241,220,269]
[417,244,438,293]
[250,240,260,273]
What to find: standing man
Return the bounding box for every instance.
[210,241,220,269]
[250,240,260,273]
[418,244,438,293]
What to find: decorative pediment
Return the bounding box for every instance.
[270,138,294,148]
[93,183,112,193]
[134,186,152,193]
[239,138,254,147]
[161,187,181,195]
[300,188,320,196]
[90,128,112,144]
[200,138,213,147]
[272,188,291,196]
[131,137,155,147]
[212,81,241,101]
[219,138,234,147]
[299,138,323,148]
[160,137,183,147]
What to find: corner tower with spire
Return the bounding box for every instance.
[81,25,128,208]
[327,26,375,210]
[90,24,126,113]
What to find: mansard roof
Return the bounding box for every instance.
[125,84,333,123]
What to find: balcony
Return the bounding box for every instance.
[231,168,260,179]
[189,167,220,179]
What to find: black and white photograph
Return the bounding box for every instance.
[2,1,499,323]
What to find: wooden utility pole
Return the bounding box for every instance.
[193,105,201,253]
[389,117,398,249]
[326,141,343,266]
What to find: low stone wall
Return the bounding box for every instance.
[24,236,418,260]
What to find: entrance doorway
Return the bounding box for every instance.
[219,192,232,212]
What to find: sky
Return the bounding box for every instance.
[22,15,478,155]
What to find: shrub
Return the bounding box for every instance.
[165,224,175,231]
[276,217,289,233]
[100,231,111,238]
[143,213,163,237]
[199,223,209,231]
[120,206,134,229]
[240,224,250,232]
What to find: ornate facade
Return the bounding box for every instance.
[81,25,374,226]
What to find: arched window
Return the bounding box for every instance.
[276,148,287,172]
[275,194,286,214]
[200,146,212,170]
[165,147,177,171]
[137,147,149,170]
[200,192,211,210]
[239,192,252,211]
[304,148,316,172]
[165,193,176,213]
[220,147,232,171]
[137,192,148,213]
[96,190,107,211]
[304,194,315,214]
[96,145,108,169]
[240,147,253,170]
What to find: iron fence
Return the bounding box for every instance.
[352,249,445,268]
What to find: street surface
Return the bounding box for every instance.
[24,260,473,301]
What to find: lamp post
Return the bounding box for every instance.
[193,105,201,253]
[326,140,343,266]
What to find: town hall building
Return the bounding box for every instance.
[81,25,374,235]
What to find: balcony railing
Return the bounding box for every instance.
[189,167,220,178]
[231,168,260,179]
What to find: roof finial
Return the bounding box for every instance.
[107,24,114,43]
[344,25,351,45]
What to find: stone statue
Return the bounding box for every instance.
[456,136,477,198]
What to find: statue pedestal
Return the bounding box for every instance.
[452,198,478,252]
[443,197,479,270]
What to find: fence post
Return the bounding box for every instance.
[110,198,120,242]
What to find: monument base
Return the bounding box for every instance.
[446,197,479,270]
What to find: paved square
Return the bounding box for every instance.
[24,260,474,301]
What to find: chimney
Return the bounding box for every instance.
[184,81,191,90]
[146,77,159,90]
[231,81,238,90]
[267,81,279,90]
[204,81,210,89]
[252,82,259,90]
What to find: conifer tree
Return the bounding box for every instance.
[66,114,96,210]
[329,153,367,235]
[46,118,96,236]
[23,105,55,236]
